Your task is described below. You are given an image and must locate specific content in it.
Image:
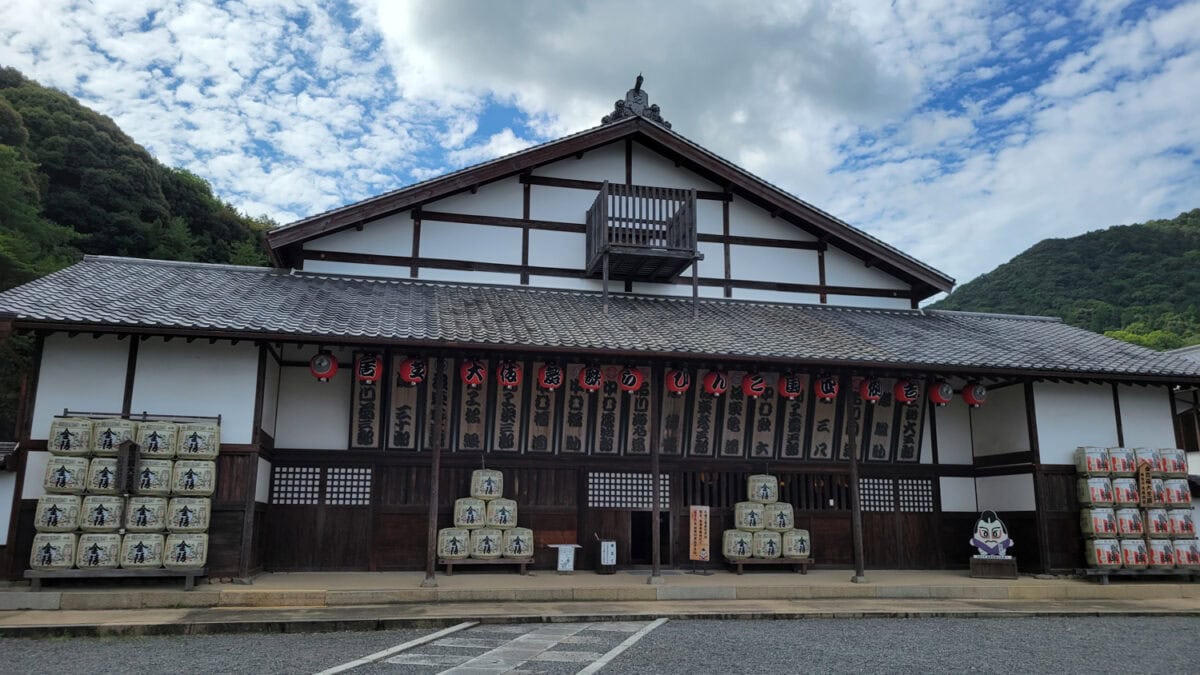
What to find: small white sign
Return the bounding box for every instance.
[600,540,616,566]
[549,544,581,572]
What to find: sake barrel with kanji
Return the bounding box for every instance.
[485,498,518,529]
[1164,479,1191,506]
[172,460,217,496]
[1175,539,1200,568]
[163,533,208,569]
[454,498,486,529]
[1107,447,1136,476]
[1110,478,1139,507]
[134,459,173,496]
[30,533,77,570]
[469,528,503,559]
[121,533,164,568]
[437,528,470,559]
[80,495,123,532]
[764,502,794,531]
[752,530,782,558]
[1076,478,1113,506]
[48,418,92,457]
[734,501,766,531]
[502,527,534,558]
[167,497,211,532]
[747,474,779,504]
[1120,539,1149,569]
[125,497,168,532]
[1133,448,1161,475]
[34,495,81,532]
[1146,508,1172,538]
[137,421,179,458]
[470,469,504,500]
[1148,539,1176,569]
[76,533,121,569]
[86,457,120,495]
[1074,446,1110,476]
[1114,508,1144,539]
[43,456,88,494]
[1085,539,1121,568]
[1168,509,1196,539]
[1079,508,1117,537]
[782,529,812,559]
[723,530,754,560]
[1158,448,1187,477]
[91,419,136,457]
[176,422,220,460]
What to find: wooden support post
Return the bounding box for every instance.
[422,357,447,588]
[691,259,699,320]
[1192,390,1200,452]
[649,364,663,585]
[844,373,867,583]
[602,253,610,316]
[1112,383,1125,447]
[1025,379,1051,574]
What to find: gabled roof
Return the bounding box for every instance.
[1,256,1196,383]
[266,116,956,298]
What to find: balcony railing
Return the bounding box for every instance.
[585,181,697,279]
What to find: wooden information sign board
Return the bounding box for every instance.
[689,505,710,562]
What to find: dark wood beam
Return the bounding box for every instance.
[520,174,732,202]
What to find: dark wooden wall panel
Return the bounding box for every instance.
[939,513,977,568]
[207,509,245,576]
[266,506,372,571]
[5,502,35,580]
[214,454,257,504]
[374,513,430,570]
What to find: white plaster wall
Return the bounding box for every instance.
[526,275,607,292]
[30,334,128,440]
[424,177,523,219]
[696,241,724,279]
[419,222,523,265]
[975,473,1036,511]
[920,405,933,463]
[1118,385,1177,448]
[730,289,822,304]
[824,245,912,290]
[528,184,593,223]
[302,260,408,279]
[696,200,724,235]
[1033,383,1120,464]
[533,142,625,183]
[261,354,280,438]
[935,398,973,464]
[824,295,913,309]
[527,230,586,269]
[21,451,49,499]
[256,457,271,503]
[301,211,414,256]
[728,198,816,241]
[129,339,258,444]
[630,142,722,191]
[970,385,1030,457]
[274,366,350,450]
[1189,451,1200,475]
[0,472,15,540]
[728,246,820,285]
[940,476,978,512]
[418,268,522,286]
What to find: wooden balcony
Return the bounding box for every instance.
[585,182,698,282]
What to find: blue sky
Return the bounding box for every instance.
[1,0,1198,289]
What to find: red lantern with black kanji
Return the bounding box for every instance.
[460,359,487,388]
[929,381,954,407]
[814,375,838,402]
[537,363,564,390]
[496,361,522,390]
[963,382,987,408]
[858,377,883,404]
[665,369,691,396]
[742,372,767,398]
[578,365,603,392]
[702,371,728,396]
[618,367,644,393]
[778,372,804,399]
[356,353,382,383]
[310,351,337,383]
[397,358,425,385]
[894,379,919,405]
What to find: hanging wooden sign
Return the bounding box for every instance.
[720,371,748,457]
[749,373,779,459]
[593,366,622,455]
[458,358,487,451]
[527,361,558,453]
[867,378,895,461]
[492,362,523,452]
[839,391,867,461]
[780,373,809,459]
[560,364,591,454]
[895,380,926,462]
[424,357,452,451]
[350,352,383,449]
[690,370,720,457]
[625,367,651,455]
[808,394,837,461]
[388,355,420,450]
[660,371,688,455]
[689,505,711,562]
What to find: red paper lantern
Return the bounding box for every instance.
[496,361,522,389]
[537,363,564,390]
[460,359,487,388]
[929,381,954,407]
[702,371,728,396]
[963,382,987,408]
[578,365,603,392]
[778,373,804,399]
[355,353,382,383]
[665,369,691,396]
[814,375,838,402]
[618,367,644,393]
[858,378,883,403]
[309,351,337,382]
[397,358,425,385]
[893,380,919,405]
[742,372,767,398]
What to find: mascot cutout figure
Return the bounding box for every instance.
[970,510,1014,558]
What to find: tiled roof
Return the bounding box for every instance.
[1,256,1197,380]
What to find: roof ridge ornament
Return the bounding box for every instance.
[602,73,671,128]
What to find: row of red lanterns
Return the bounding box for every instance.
[313,353,988,408]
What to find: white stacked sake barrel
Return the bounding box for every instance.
[732,475,773,559]
[442,470,534,561]
[32,419,93,570]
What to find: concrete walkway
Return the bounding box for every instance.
[2,569,1198,636]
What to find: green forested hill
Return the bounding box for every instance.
[0,67,272,439]
[931,208,1200,350]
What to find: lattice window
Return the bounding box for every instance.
[271,466,321,505]
[325,467,373,506]
[897,478,935,513]
[587,472,670,509]
[859,477,895,512]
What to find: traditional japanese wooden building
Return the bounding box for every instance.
[2,79,1199,579]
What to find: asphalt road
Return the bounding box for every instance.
[2,616,1198,674]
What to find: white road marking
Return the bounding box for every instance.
[531,651,604,662]
[433,637,510,649]
[312,621,478,675]
[384,654,472,667]
[575,618,668,675]
[439,623,592,674]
